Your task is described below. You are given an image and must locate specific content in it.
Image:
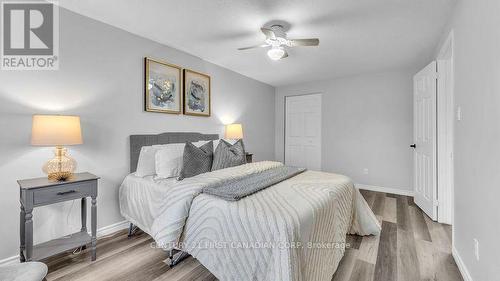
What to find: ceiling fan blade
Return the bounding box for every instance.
[237,44,270,50]
[261,27,276,39]
[288,38,320,47]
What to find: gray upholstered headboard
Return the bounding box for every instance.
[129,132,219,173]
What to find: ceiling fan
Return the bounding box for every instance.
[238,24,319,60]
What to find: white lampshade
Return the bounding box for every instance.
[225,123,243,139]
[31,115,83,146]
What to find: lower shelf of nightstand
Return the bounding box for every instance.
[25,231,91,261]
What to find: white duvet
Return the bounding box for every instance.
[119,161,380,281]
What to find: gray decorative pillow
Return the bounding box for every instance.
[178,141,213,180]
[211,139,246,171]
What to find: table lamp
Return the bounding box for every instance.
[31,115,83,181]
[225,123,243,140]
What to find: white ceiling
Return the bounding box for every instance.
[58,0,456,86]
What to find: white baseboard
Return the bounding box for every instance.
[452,246,473,281]
[0,220,129,266]
[356,183,414,197]
[95,220,130,237]
[0,254,19,266]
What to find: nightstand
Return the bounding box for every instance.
[17,172,99,262]
[245,153,253,163]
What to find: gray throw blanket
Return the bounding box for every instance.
[202,166,306,201]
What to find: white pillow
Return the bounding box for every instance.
[154,143,185,179]
[154,141,213,179]
[134,143,180,177]
[135,145,162,177]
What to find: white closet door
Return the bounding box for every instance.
[413,61,438,220]
[285,94,322,170]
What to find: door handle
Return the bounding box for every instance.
[410,144,416,148]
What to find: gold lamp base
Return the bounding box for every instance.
[48,171,74,181]
[43,146,77,181]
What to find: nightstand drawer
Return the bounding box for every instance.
[33,181,95,206]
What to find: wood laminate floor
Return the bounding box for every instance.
[44,190,463,281]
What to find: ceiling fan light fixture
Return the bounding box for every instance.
[238,23,319,60]
[267,46,285,60]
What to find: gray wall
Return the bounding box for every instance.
[275,70,415,191]
[437,0,500,279]
[0,8,275,261]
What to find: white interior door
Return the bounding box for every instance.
[413,61,438,220]
[285,94,322,170]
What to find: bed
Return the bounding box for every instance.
[119,132,380,281]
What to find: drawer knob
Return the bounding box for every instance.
[57,190,77,195]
